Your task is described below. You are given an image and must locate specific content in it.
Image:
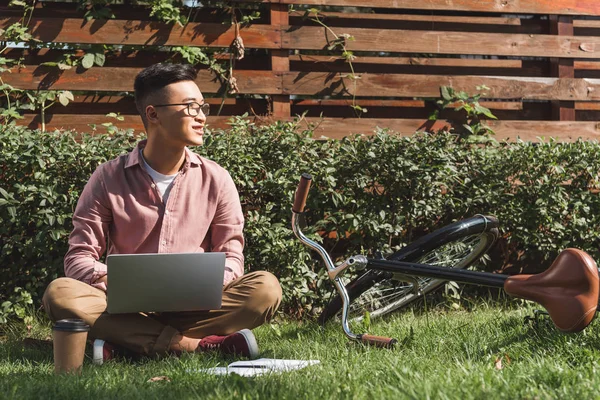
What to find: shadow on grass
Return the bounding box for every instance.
[0,371,243,400]
[0,339,53,364]
[468,312,600,360]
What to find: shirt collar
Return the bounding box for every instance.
[125,139,203,169]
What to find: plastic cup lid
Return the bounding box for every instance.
[53,319,90,332]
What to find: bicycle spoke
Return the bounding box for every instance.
[345,231,491,321]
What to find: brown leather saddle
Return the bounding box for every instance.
[504,248,599,332]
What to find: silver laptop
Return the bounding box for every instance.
[106,252,225,314]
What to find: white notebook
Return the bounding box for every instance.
[195,358,320,377]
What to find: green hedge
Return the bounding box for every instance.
[2,119,600,322]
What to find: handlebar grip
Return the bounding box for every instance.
[358,334,398,348]
[292,173,312,214]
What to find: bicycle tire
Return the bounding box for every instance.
[318,215,499,325]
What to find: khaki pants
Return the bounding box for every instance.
[42,271,282,356]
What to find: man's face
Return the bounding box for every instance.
[146,80,207,147]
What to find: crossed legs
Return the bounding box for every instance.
[42,271,282,356]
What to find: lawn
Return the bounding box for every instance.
[2,302,600,400]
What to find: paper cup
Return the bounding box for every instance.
[52,319,90,374]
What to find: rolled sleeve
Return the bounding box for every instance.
[210,172,245,286]
[64,166,112,289]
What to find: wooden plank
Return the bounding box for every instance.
[17,113,600,142]
[574,19,600,28]
[17,114,147,133]
[270,3,291,118]
[0,18,281,48]
[29,0,583,16]
[282,26,600,59]
[290,54,524,68]
[289,11,545,34]
[575,102,600,110]
[294,99,535,117]
[2,66,282,94]
[8,0,598,18]
[5,47,546,76]
[0,2,270,24]
[8,66,600,102]
[290,55,547,76]
[289,11,525,25]
[297,118,600,142]
[293,99,523,110]
[293,101,546,120]
[575,60,600,70]
[28,95,268,116]
[14,114,248,133]
[4,18,599,58]
[283,73,600,101]
[550,15,575,121]
[4,0,598,19]
[1,48,272,70]
[271,0,600,16]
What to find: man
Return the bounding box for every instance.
[42,63,282,360]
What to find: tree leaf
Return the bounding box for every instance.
[440,86,453,101]
[147,376,171,383]
[94,52,106,66]
[474,104,498,120]
[9,0,27,7]
[58,91,73,107]
[82,53,95,69]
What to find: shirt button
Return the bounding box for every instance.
[164,210,169,215]
[151,183,156,188]
[161,240,167,245]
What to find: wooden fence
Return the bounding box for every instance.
[2,0,600,140]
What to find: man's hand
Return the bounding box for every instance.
[95,275,108,286]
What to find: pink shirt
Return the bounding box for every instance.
[64,140,245,291]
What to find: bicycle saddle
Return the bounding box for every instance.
[503,248,599,332]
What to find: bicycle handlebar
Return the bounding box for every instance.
[292,173,399,347]
[293,173,312,214]
[358,334,398,348]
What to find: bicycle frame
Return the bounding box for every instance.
[292,173,600,347]
[292,201,506,346]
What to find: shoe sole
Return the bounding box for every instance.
[238,329,259,359]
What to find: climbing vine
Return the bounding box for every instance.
[0,0,262,129]
[300,8,367,118]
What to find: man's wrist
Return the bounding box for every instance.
[94,275,108,285]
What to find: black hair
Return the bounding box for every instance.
[133,63,198,126]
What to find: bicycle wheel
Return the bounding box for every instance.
[318,215,499,324]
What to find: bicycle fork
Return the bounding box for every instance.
[292,173,398,347]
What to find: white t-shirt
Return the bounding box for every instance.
[140,149,179,203]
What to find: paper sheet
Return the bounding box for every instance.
[194,358,320,377]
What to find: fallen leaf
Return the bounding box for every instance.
[495,357,503,370]
[147,376,171,383]
[495,354,511,370]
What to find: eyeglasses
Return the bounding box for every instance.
[152,101,210,117]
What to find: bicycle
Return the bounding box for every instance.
[292,173,600,347]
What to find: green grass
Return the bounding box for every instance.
[2,302,600,400]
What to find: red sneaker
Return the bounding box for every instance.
[92,339,119,365]
[198,329,259,359]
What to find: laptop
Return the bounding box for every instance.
[106,252,225,314]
